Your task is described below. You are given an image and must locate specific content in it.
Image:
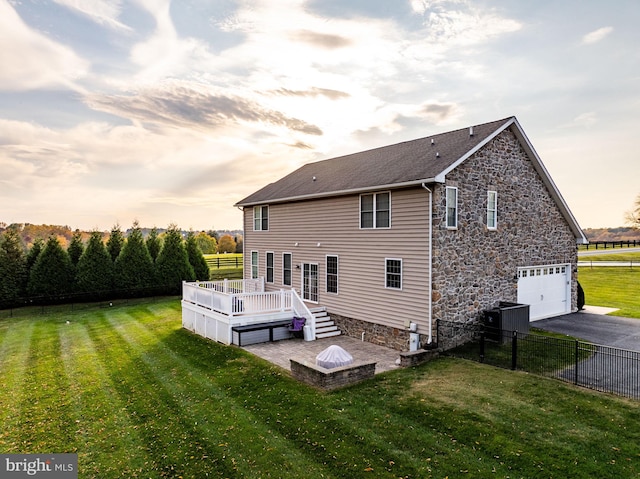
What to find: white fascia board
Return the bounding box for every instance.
[234,177,444,207]
[437,117,516,179]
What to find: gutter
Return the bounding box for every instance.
[235,177,444,208]
[421,182,434,345]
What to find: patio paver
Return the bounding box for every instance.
[241,335,403,374]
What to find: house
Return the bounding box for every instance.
[227,116,587,351]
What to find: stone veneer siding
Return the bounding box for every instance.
[330,312,431,352]
[430,129,578,328]
[290,359,376,390]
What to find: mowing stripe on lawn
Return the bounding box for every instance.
[57,317,152,477]
[0,320,35,451]
[14,320,77,452]
[84,313,239,478]
[105,306,332,477]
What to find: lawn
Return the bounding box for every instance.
[1,299,639,478]
[579,251,640,262]
[204,253,243,280]
[578,268,640,319]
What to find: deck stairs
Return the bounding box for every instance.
[310,307,341,339]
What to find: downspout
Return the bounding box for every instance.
[421,183,433,344]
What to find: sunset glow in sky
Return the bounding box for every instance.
[1,0,638,231]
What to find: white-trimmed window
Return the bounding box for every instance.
[446,186,458,229]
[253,205,269,231]
[283,253,292,286]
[487,191,497,230]
[266,252,274,283]
[360,192,390,228]
[385,258,402,290]
[326,255,338,294]
[251,251,259,279]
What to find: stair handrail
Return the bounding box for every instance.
[290,289,316,340]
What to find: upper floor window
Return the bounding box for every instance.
[253,205,269,231]
[487,191,497,230]
[360,192,390,228]
[446,186,458,229]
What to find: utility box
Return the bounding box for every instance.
[483,302,530,343]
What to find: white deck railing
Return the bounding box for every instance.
[182,279,315,339]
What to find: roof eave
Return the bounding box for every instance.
[234,177,445,208]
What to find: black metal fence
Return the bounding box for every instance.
[437,319,640,400]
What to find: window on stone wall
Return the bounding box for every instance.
[487,190,497,229]
[446,186,458,229]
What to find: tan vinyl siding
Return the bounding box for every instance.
[243,187,431,331]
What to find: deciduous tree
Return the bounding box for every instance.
[624,193,640,228]
[217,234,236,254]
[194,231,217,254]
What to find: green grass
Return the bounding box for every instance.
[579,251,640,262]
[204,253,243,280]
[1,299,640,478]
[578,268,640,318]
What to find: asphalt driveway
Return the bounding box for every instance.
[534,310,640,398]
[534,311,640,352]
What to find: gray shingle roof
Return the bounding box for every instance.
[236,117,514,206]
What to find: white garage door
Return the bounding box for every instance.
[517,264,571,321]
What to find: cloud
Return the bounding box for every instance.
[53,0,131,31]
[406,0,522,50]
[0,0,89,91]
[291,30,352,49]
[420,102,458,122]
[84,80,323,135]
[269,87,350,100]
[581,26,613,45]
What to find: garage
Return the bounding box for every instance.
[517,264,571,321]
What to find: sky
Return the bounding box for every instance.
[1,0,638,232]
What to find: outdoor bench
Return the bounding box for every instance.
[232,320,293,346]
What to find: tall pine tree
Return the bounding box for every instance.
[68,230,84,266]
[155,225,195,294]
[146,227,161,262]
[27,236,75,297]
[0,228,27,306]
[114,222,154,291]
[76,231,114,294]
[186,231,210,281]
[106,224,124,262]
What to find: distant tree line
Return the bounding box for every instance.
[0,222,213,309]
